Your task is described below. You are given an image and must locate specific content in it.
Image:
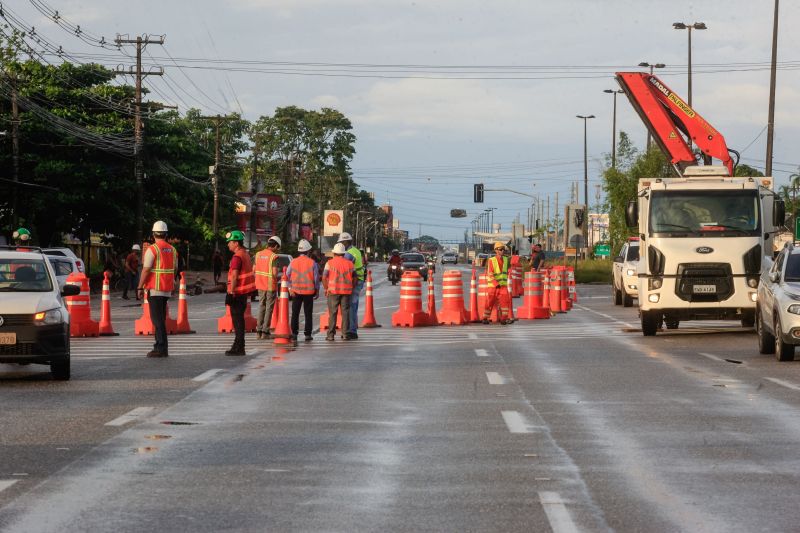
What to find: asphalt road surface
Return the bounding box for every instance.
[2,263,800,532]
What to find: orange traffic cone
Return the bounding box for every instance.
[175,272,195,334]
[360,270,381,328]
[469,269,481,323]
[135,292,155,335]
[426,275,439,326]
[64,272,99,337]
[98,272,118,336]
[273,269,292,345]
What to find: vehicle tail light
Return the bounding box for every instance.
[76,260,85,273]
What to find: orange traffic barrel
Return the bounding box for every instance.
[64,272,99,337]
[516,271,550,320]
[438,270,469,325]
[549,267,563,314]
[391,271,429,327]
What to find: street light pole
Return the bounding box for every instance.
[603,89,624,168]
[577,115,595,256]
[638,62,666,149]
[673,22,707,108]
[765,0,780,177]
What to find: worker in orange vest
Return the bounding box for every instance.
[254,236,281,340]
[287,239,320,346]
[321,242,354,341]
[484,241,512,325]
[224,230,256,356]
[137,221,178,357]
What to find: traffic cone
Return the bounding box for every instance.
[165,302,178,334]
[175,272,195,334]
[360,270,381,328]
[135,292,155,335]
[98,272,118,336]
[439,270,469,325]
[273,268,292,345]
[320,309,342,331]
[244,301,258,332]
[426,275,439,326]
[64,272,99,337]
[516,271,550,319]
[506,282,516,322]
[391,271,429,327]
[469,269,481,323]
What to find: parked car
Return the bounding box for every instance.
[399,252,429,281]
[612,239,639,307]
[47,255,83,289]
[442,252,458,265]
[0,247,80,380]
[757,243,800,361]
[42,248,85,273]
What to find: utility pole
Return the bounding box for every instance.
[114,34,165,245]
[765,0,780,177]
[249,135,260,247]
[10,74,19,226]
[199,114,236,249]
[554,192,560,251]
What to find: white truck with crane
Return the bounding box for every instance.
[616,72,785,335]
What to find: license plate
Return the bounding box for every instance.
[693,285,717,294]
[0,332,16,345]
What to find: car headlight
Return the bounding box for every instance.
[626,269,636,276]
[34,308,64,325]
[788,304,800,315]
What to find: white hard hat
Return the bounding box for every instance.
[152,220,168,233]
[297,239,312,252]
[132,244,141,251]
[268,236,282,247]
[333,243,347,255]
[337,232,352,243]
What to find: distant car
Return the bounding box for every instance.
[47,255,83,289]
[757,244,800,361]
[0,247,80,380]
[612,240,639,307]
[400,253,429,281]
[441,252,458,265]
[42,248,85,274]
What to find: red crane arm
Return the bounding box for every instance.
[615,72,733,176]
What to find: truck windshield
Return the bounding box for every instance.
[649,190,760,237]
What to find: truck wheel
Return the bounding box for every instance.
[641,311,660,336]
[623,292,633,308]
[51,358,71,381]
[775,317,795,362]
[613,285,622,306]
[756,307,775,354]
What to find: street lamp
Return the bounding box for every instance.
[672,22,707,108]
[602,89,624,168]
[577,115,595,256]
[638,62,666,149]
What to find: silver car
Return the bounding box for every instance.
[757,244,800,361]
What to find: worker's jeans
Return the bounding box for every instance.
[327,294,351,337]
[257,290,277,334]
[229,294,248,349]
[484,285,511,321]
[291,294,315,338]
[149,295,169,353]
[348,279,364,334]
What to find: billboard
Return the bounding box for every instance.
[323,210,344,237]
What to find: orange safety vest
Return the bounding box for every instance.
[289,255,317,295]
[229,248,256,295]
[143,240,176,292]
[326,256,354,295]
[486,255,509,287]
[254,249,277,291]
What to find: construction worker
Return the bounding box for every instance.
[530,243,545,271]
[287,239,319,345]
[122,244,141,300]
[483,241,512,325]
[338,232,364,340]
[12,227,32,251]
[322,242,354,341]
[224,230,256,356]
[254,236,281,339]
[137,221,177,357]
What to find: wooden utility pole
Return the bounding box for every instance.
[199,115,235,249]
[765,0,780,177]
[10,75,20,226]
[114,34,164,245]
[248,135,260,247]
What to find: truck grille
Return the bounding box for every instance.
[0,314,34,327]
[675,263,734,302]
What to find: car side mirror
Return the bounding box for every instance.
[61,284,81,297]
[769,271,781,284]
[614,255,623,263]
[774,199,786,227]
[625,200,638,228]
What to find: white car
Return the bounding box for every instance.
[47,255,83,289]
[0,247,79,379]
[612,240,639,307]
[757,244,800,361]
[441,252,458,265]
[42,247,85,273]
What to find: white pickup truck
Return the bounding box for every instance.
[612,239,639,307]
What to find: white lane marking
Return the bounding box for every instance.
[574,304,635,329]
[105,406,155,427]
[468,333,478,340]
[539,491,579,533]
[474,348,489,358]
[698,352,725,362]
[486,372,506,385]
[192,369,225,382]
[0,480,18,493]
[765,377,800,392]
[501,410,533,433]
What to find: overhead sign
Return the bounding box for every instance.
[323,210,344,237]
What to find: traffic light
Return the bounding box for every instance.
[473,183,484,203]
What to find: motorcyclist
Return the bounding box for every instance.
[387,249,403,283]
[388,250,403,267]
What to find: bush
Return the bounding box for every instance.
[570,259,612,284]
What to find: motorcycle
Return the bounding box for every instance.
[388,264,401,285]
[426,259,436,275]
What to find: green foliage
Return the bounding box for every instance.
[573,259,613,284]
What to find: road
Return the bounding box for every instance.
[2,263,800,532]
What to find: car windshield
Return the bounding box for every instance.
[626,245,640,262]
[649,190,760,237]
[402,254,425,262]
[0,258,54,292]
[784,255,800,282]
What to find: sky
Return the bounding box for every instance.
[5,0,800,241]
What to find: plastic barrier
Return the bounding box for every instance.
[391,271,429,327]
[478,274,499,323]
[516,271,550,319]
[360,270,381,328]
[542,269,550,309]
[65,272,99,337]
[549,267,563,314]
[438,270,469,325]
[98,272,118,336]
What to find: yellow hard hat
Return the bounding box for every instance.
[493,242,506,250]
